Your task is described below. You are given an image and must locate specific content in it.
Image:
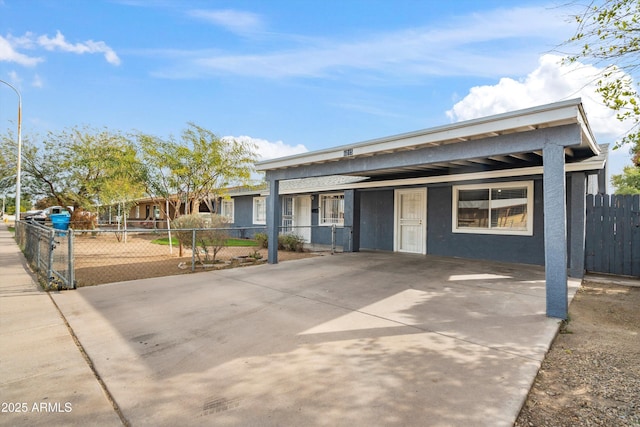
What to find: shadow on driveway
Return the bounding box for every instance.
[52,252,579,426]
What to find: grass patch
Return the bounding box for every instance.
[151,237,258,247]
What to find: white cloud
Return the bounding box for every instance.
[37,31,121,65]
[187,9,263,35]
[31,74,43,88]
[0,35,42,66]
[182,5,573,80]
[226,135,307,160]
[446,54,635,141]
[445,54,637,184]
[1,31,120,66]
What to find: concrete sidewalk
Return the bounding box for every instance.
[0,223,122,426]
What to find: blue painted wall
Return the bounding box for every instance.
[309,196,344,245]
[426,179,545,265]
[227,195,265,239]
[359,189,394,251]
[232,195,254,227]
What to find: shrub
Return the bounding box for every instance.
[279,233,305,252]
[251,232,305,252]
[171,214,230,264]
[254,232,268,248]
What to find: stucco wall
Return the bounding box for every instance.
[232,195,254,227]
[426,179,545,265]
[359,189,394,251]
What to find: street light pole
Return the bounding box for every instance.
[0,79,22,222]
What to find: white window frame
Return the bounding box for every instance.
[220,199,235,223]
[253,196,266,225]
[452,181,534,236]
[319,193,344,226]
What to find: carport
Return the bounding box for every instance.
[256,99,606,319]
[53,252,582,426]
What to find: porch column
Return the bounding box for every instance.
[267,178,280,264]
[543,143,568,319]
[343,189,360,252]
[569,173,586,278]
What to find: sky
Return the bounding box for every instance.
[0,0,637,185]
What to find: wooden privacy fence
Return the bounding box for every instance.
[585,194,640,277]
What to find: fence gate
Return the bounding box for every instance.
[585,194,640,277]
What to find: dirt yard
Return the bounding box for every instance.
[515,278,640,427]
[72,232,318,286]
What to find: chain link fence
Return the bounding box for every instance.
[15,220,74,290]
[16,222,345,288]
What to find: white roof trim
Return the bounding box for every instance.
[256,99,599,172]
[250,157,605,196]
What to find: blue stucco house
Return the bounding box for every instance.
[228,99,607,319]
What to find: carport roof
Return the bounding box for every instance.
[256,99,599,174]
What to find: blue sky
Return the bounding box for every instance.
[0,0,636,180]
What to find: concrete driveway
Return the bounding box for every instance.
[52,252,579,427]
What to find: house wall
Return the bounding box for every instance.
[426,179,546,265]
[309,196,345,246]
[359,189,394,251]
[232,195,254,227]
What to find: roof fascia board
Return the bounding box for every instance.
[256,99,586,172]
[265,124,582,181]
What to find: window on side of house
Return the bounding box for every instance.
[453,181,533,236]
[319,193,344,226]
[220,199,235,223]
[253,197,266,225]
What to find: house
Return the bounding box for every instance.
[250,99,607,319]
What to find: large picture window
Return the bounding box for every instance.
[319,193,344,226]
[453,181,533,235]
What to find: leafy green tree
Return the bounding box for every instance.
[138,122,258,218]
[18,126,144,210]
[611,165,640,193]
[565,0,640,149]
[565,0,640,193]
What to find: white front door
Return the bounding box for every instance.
[394,188,427,254]
[294,196,312,242]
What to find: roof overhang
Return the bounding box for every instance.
[256,99,600,173]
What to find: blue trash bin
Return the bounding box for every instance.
[50,213,71,231]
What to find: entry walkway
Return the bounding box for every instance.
[0,223,121,426]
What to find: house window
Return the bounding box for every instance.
[319,193,344,226]
[279,196,293,233]
[220,199,234,223]
[453,181,533,236]
[253,197,266,225]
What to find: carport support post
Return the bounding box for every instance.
[343,189,360,252]
[569,173,586,278]
[267,178,281,264]
[543,143,568,319]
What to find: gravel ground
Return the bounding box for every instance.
[515,279,640,427]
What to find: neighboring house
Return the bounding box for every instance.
[253,99,607,319]
[98,196,220,226]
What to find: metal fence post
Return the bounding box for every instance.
[47,230,55,288]
[191,228,196,272]
[68,229,75,289]
[331,224,336,255]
